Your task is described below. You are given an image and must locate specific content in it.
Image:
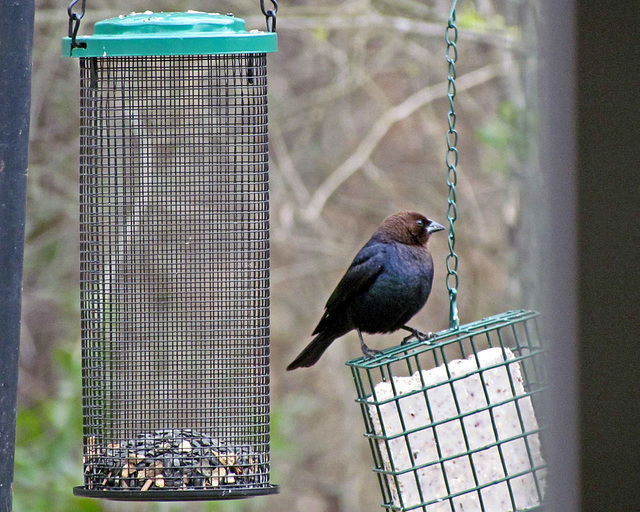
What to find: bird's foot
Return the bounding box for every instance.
[361,343,383,359]
[358,331,382,359]
[401,327,434,345]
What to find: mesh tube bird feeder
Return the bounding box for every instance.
[62,9,279,501]
[348,2,546,510]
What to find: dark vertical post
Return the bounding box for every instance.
[538,1,578,511]
[575,2,640,511]
[0,2,35,511]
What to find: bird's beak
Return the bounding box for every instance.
[427,221,446,234]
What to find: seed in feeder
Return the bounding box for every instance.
[87,436,97,455]
[83,428,265,490]
[150,460,164,476]
[200,460,214,478]
[209,466,227,487]
[141,478,154,492]
[214,450,236,467]
[127,452,144,466]
[179,440,192,453]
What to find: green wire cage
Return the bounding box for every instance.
[348,2,547,511]
[348,310,546,511]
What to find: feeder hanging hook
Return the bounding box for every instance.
[260,0,278,32]
[67,0,87,48]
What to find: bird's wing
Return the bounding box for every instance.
[323,242,386,315]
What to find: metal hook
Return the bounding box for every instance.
[259,0,278,32]
[67,0,87,48]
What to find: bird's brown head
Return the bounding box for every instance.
[375,211,445,246]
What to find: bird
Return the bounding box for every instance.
[287,211,445,371]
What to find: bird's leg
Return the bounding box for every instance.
[358,329,382,359]
[401,325,434,344]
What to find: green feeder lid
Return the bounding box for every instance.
[62,11,277,57]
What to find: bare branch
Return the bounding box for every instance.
[271,124,312,206]
[301,62,506,222]
[281,14,519,49]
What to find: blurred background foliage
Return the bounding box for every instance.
[16,0,540,510]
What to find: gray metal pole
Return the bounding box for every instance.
[538,2,579,511]
[0,2,35,511]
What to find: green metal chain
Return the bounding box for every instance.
[445,0,460,330]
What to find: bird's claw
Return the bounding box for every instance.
[401,329,434,345]
[362,345,383,359]
[359,333,383,359]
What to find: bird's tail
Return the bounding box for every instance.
[286,330,342,371]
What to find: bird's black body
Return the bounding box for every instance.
[287,211,444,370]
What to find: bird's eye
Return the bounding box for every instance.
[416,219,425,227]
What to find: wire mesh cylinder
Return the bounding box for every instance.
[74,54,277,500]
[349,310,546,511]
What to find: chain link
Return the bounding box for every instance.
[445,0,460,330]
[67,0,87,49]
[260,0,278,32]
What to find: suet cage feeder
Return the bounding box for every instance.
[63,11,278,500]
[348,310,546,512]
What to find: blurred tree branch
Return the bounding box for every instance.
[302,62,506,222]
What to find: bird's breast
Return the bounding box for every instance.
[348,243,434,333]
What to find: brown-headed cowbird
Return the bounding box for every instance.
[287,211,445,371]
